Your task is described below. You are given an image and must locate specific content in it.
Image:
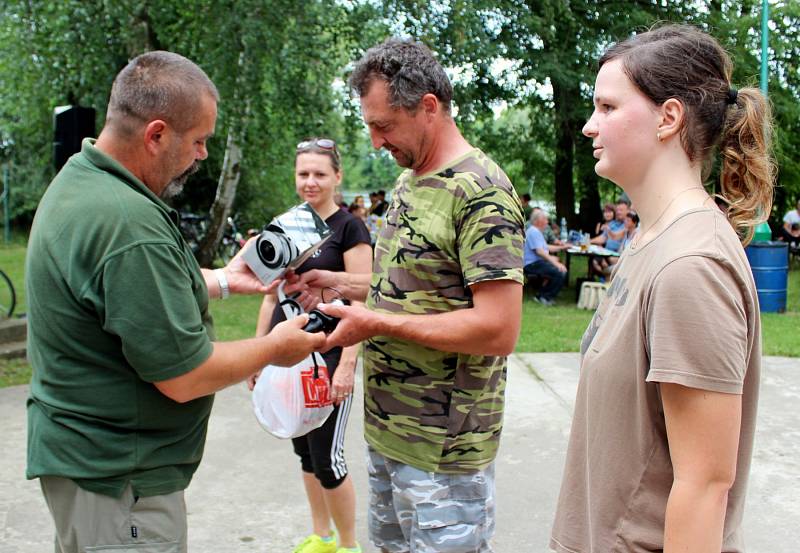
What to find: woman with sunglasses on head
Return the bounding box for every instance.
[550,25,774,553]
[250,138,372,553]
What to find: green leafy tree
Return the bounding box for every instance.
[0,0,386,262]
[670,1,800,226]
[380,1,686,229]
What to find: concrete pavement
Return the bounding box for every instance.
[1,354,798,552]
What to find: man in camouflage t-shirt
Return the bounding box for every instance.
[311,39,524,553]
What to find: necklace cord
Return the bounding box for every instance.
[631,187,707,249]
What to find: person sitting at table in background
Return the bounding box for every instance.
[621,210,640,250]
[785,222,800,247]
[594,203,615,237]
[779,198,800,249]
[543,214,560,244]
[552,217,566,241]
[591,200,628,251]
[531,207,571,251]
[602,210,642,278]
[591,200,629,275]
[597,210,641,278]
[524,210,567,306]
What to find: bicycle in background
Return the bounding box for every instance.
[178,211,209,256]
[218,215,247,265]
[179,212,248,264]
[0,269,16,318]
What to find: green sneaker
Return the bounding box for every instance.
[292,533,337,553]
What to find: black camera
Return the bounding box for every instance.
[303,299,347,333]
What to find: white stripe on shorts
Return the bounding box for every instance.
[330,394,352,480]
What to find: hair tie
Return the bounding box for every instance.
[726,88,738,105]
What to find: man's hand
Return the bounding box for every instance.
[223,237,276,295]
[554,260,568,273]
[266,315,327,366]
[317,302,381,350]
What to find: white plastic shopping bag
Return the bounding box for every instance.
[252,352,334,439]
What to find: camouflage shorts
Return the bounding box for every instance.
[366,446,496,553]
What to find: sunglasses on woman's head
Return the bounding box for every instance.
[297,138,337,152]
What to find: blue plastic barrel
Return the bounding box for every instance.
[745,241,788,313]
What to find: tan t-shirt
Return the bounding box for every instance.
[551,208,761,553]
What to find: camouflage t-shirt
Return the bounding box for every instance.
[364,148,524,473]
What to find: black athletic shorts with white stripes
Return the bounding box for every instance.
[292,385,353,489]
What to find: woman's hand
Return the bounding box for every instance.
[330,352,357,404]
[281,271,321,312]
[246,369,262,391]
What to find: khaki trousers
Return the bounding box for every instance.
[40,476,187,553]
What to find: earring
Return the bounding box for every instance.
[657,132,662,142]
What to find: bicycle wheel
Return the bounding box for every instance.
[0,270,16,318]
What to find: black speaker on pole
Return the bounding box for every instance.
[53,105,96,172]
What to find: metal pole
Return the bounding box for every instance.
[760,0,769,96]
[2,163,8,243]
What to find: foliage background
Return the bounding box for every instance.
[1,0,799,235]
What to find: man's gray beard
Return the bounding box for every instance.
[160,181,184,199]
[160,162,199,199]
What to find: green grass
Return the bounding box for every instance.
[516,257,800,355]
[760,263,800,356]
[0,239,28,387]
[1,241,799,388]
[516,295,593,352]
[0,357,33,387]
[208,295,264,340]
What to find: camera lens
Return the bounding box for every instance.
[257,233,286,268]
[258,240,277,265]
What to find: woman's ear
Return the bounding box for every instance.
[656,98,684,142]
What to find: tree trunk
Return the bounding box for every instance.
[127,2,161,56]
[196,129,243,267]
[195,50,247,268]
[551,77,577,228]
[578,172,601,235]
[575,125,601,234]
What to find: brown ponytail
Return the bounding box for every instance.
[599,24,776,244]
[718,88,776,244]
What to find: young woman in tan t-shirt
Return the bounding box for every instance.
[551,24,775,553]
